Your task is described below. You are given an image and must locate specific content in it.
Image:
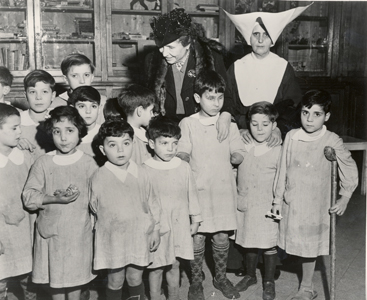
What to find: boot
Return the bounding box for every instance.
[106,288,122,300]
[234,249,258,292]
[262,251,277,300]
[128,282,145,299]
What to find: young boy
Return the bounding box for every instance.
[90,118,161,300]
[52,53,106,124]
[69,85,101,161]
[118,84,156,164]
[177,70,245,300]
[234,101,282,300]
[0,103,36,300]
[20,70,56,159]
[272,90,358,299]
[144,116,202,300]
[0,66,13,105]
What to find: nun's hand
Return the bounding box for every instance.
[266,127,282,147]
[216,112,231,143]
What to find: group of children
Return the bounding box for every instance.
[0,54,358,300]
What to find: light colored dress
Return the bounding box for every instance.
[178,113,245,233]
[131,126,153,165]
[0,148,33,280]
[22,150,98,288]
[274,127,358,257]
[20,110,55,160]
[235,143,282,249]
[143,157,202,268]
[89,160,161,270]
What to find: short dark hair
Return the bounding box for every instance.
[44,106,87,145]
[117,84,157,116]
[97,118,134,146]
[194,70,226,96]
[247,101,279,122]
[68,86,101,106]
[146,115,181,141]
[0,103,20,128]
[60,53,95,75]
[103,98,125,121]
[301,89,332,114]
[0,66,13,87]
[23,70,56,92]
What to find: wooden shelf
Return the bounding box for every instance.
[294,16,328,22]
[288,44,328,50]
[42,6,93,13]
[0,6,26,11]
[42,38,95,43]
[111,9,161,15]
[0,37,27,43]
[187,11,219,17]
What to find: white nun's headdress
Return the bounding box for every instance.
[223,3,312,46]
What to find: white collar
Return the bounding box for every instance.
[133,126,148,142]
[292,126,327,142]
[59,91,69,100]
[244,141,273,157]
[105,160,138,183]
[81,124,100,144]
[47,149,84,165]
[190,112,220,126]
[143,156,181,170]
[20,110,38,126]
[0,147,24,168]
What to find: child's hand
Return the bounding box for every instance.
[54,190,80,204]
[231,152,244,165]
[329,196,350,216]
[177,152,190,163]
[149,230,160,252]
[266,127,282,148]
[216,112,231,143]
[190,222,200,236]
[0,241,4,255]
[17,138,36,153]
[271,204,282,216]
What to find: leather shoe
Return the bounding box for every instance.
[234,275,257,292]
[263,281,276,300]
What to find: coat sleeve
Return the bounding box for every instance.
[22,159,47,211]
[185,163,202,223]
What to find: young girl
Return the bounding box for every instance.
[144,116,202,300]
[177,70,245,300]
[23,106,98,300]
[272,90,358,300]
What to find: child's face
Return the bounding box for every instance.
[0,83,10,101]
[99,134,133,169]
[249,113,276,143]
[149,136,179,162]
[25,82,55,113]
[74,100,99,127]
[301,104,330,136]
[0,115,21,149]
[138,104,155,127]
[194,91,224,117]
[51,117,80,156]
[64,64,94,90]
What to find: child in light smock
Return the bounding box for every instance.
[143,116,202,300]
[0,104,36,300]
[177,70,245,300]
[234,102,282,300]
[89,119,161,300]
[272,90,358,300]
[22,106,98,300]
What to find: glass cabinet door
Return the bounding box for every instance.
[35,0,101,79]
[0,0,35,75]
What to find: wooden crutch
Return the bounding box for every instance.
[324,146,337,300]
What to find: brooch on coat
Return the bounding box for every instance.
[187,69,196,78]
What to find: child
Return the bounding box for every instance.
[89,119,161,300]
[69,86,101,159]
[0,104,36,300]
[144,116,202,300]
[20,69,56,159]
[117,84,156,164]
[271,90,358,300]
[234,102,282,300]
[52,53,106,124]
[22,106,98,300]
[177,70,245,300]
[103,97,124,120]
[0,66,13,105]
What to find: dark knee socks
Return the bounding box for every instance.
[212,240,230,282]
[128,282,145,299]
[190,242,205,284]
[106,287,122,300]
[244,248,258,278]
[264,248,277,283]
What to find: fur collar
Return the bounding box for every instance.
[146,38,224,115]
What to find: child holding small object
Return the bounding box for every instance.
[177,70,245,300]
[89,119,161,300]
[23,106,98,300]
[234,101,282,300]
[144,116,202,300]
[272,90,358,300]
